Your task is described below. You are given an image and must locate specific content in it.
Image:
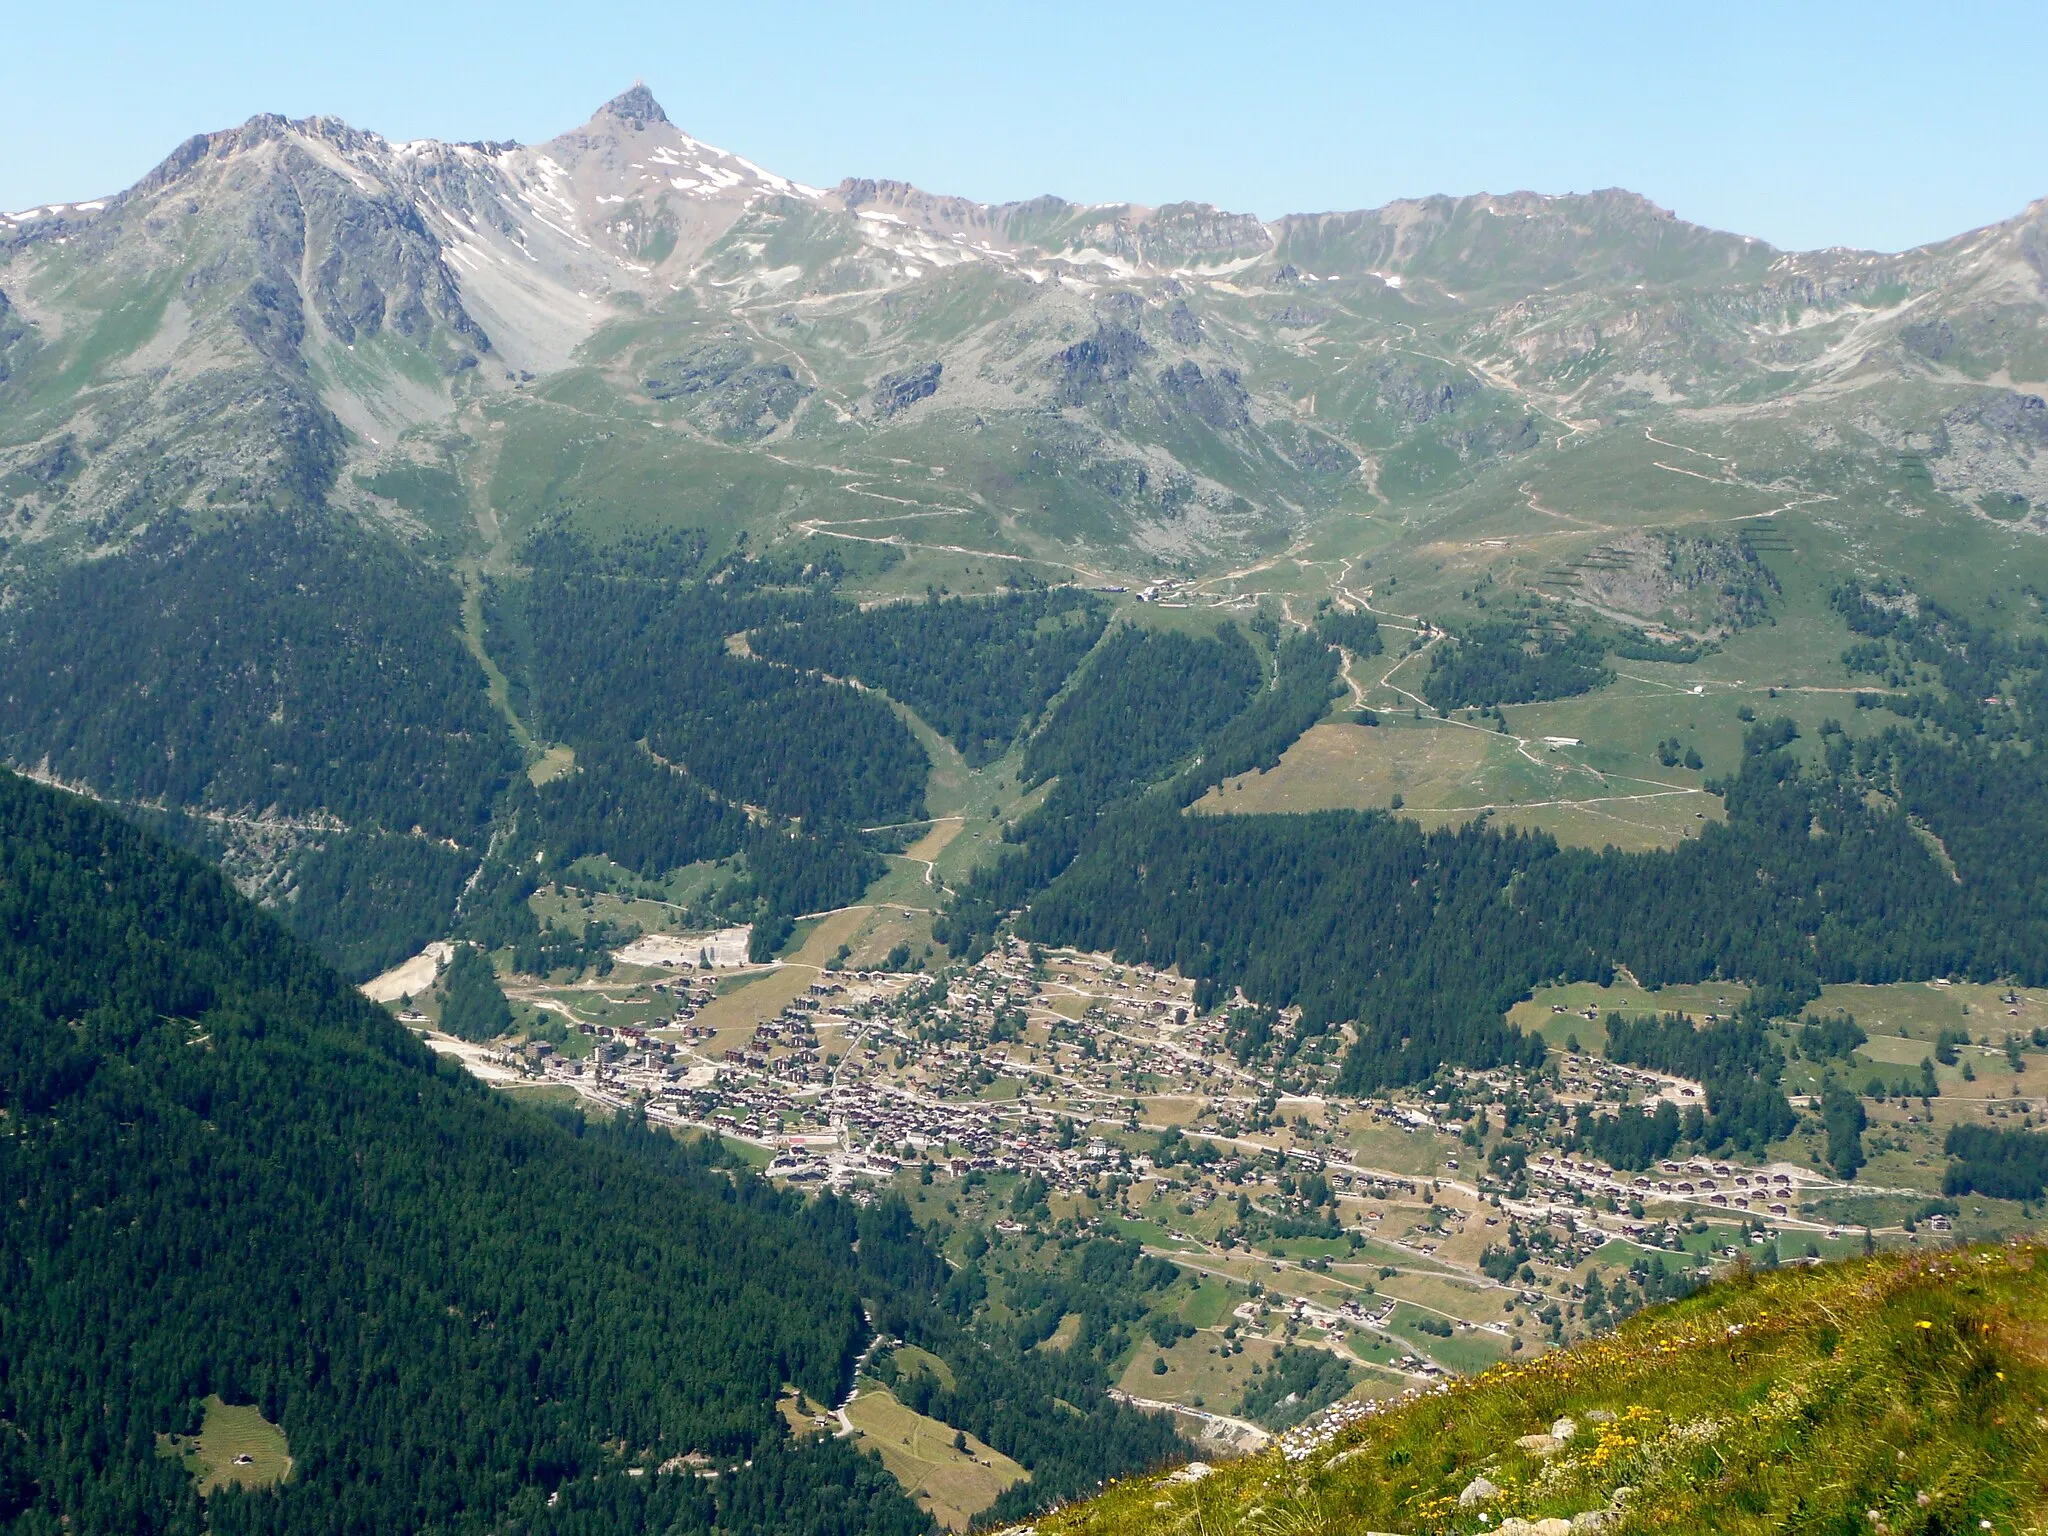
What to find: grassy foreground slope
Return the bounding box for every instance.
[1045,1248,2048,1536]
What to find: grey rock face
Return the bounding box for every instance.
[1158,362,1250,431]
[1901,317,1960,362]
[708,365,807,440]
[1459,1475,1500,1507]
[1053,321,1152,409]
[1136,202,1274,266]
[1929,389,2048,513]
[1097,291,1144,329]
[116,111,495,419]
[1165,299,1202,347]
[20,437,78,487]
[1272,303,1327,329]
[1371,355,1483,426]
[645,343,810,441]
[1952,390,2048,446]
[873,361,942,416]
[1285,426,1361,478]
[0,288,27,383]
[645,343,756,400]
[602,85,669,128]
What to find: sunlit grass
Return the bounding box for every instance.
[1045,1246,2048,1536]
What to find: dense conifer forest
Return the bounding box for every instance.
[0,514,518,838]
[273,832,479,980]
[0,770,907,1534]
[467,530,937,950]
[1943,1123,2048,1200]
[1421,615,1613,709]
[438,942,513,1041]
[937,622,1270,958]
[515,530,930,830]
[134,815,480,984]
[750,586,1109,765]
[1021,623,1264,802]
[1004,711,2048,1090]
[529,740,748,877]
[1312,606,1381,655]
[1600,1012,1798,1155]
[0,513,531,981]
[1157,632,1345,806]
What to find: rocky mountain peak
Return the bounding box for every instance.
[8,88,2048,574]
[600,84,669,129]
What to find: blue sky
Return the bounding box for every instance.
[3,0,2040,252]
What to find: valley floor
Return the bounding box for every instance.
[401,927,2044,1452]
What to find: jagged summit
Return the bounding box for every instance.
[4,85,2048,571]
[601,83,668,129]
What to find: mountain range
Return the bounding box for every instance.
[4,84,2048,986]
[3,83,2045,574]
[8,85,2048,1536]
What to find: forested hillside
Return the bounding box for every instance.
[0,769,1193,1534]
[1023,715,2028,1089]
[938,622,1274,958]
[749,586,1108,766]
[1422,614,1613,709]
[516,529,929,831]
[922,576,2048,1092]
[1021,623,1265,803]
[0,514,517,835]
[476,529,956,964]
[0,768,919,1534]
[0,512,534,981]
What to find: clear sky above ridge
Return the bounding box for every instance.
[4,0,2040,254]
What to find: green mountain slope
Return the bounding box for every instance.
[3,84,2048,1027]
[0,768,930,1536]
[1043,1247,2048,1536]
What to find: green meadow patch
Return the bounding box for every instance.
[156,1395,291,1494]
